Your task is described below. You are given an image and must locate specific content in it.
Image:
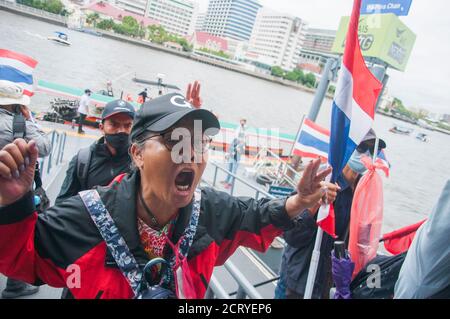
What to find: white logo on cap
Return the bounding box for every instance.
[170,95,192,108]
[114,107,132,112]
[118,100,126,107]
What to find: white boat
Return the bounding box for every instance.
[416,133,428,142]
[48,32,71,46]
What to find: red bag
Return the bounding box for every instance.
[348,155,388,278]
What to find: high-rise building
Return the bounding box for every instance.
[298,28,337,73]
[196,12,206,31]
[301,28,336,54]
[248,7,307,71]
[114,0,151,16]
[115,0,198,36]
[146,0,199,36]
[203,0,262,41]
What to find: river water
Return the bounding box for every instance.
[1,11,449,232]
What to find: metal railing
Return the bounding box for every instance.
[204,162,285,299]
[209,160,275,200]
[38,130,67,181]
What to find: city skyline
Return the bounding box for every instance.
[196,0,450,114]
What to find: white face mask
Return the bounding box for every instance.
[347,150,369,175]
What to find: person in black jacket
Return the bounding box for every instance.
[277,131,387,299]
[0,93,340,299]
[55,99,135,205]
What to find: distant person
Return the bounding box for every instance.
[56,99,135,205]
[158,89,163,96]
[221,118,247,189]
[106,80,113,97]
[0,79,52,299]
[276,130,387,299]
[138,88,148,104]
[77,89,91,134]
[394,179,450,299]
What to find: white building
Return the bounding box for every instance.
[203,0,262,41]
[115,0,198,36]
[114,0,151,16]
[147,0,198,36]
[195,12,206,31]
[248,7,307,71]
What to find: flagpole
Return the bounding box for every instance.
[304,226,324,299]
[289,114,306,158]
[372,137,380,163]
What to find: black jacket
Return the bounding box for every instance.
[281,182,355,298]
[55,137,131,205]
[0,171,305,299]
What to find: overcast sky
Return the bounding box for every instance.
[197,0,450,114]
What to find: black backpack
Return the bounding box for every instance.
[350,252,407,299]
[76,146,92,190]
[12,112,50,213]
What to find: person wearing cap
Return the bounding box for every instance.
[55,99,135,205]
[0,93,339,299]
[0,80,52,298]
[277,130,387,299]
[77,89,92,134]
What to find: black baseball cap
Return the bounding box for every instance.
[101,99,136,121]
[357,129,387,154]
[130,93,220,141]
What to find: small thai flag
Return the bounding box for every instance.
[0,49,38,96]
[316,0,383,238]
[293,118,330,160]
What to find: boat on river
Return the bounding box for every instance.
[47,32,71,46]
[389,125,413,135]
[416,132,428,142]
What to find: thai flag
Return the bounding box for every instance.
[316,0,383,238]
[0,49,38,96]
[293,118,330,160]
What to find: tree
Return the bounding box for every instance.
[328,85,336,95]
[86,13,100,27]
[97,19,115,31]
[271,66,285,78]
[303,73,316,88]
[284,68,304,82]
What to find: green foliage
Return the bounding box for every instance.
[18,0,65,15]
[147,25,193,51]
[198,47,230,59]
[284,68,304,82]
[96,19,115,31]
[271,66,285,78]
[328,85,336,95]
[86,13,100,27]
[303,73,316,88]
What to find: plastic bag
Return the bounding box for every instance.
[348,155,388,278]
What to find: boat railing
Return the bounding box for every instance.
[209,160,274,200]
[263,148,302,188]
[38,130,67,181]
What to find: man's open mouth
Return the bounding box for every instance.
[175,169,195,192]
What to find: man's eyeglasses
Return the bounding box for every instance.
[144,130,213,154]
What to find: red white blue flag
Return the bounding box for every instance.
[0,49,38,96]
[316,0,383,238]
[293,118,330,160]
